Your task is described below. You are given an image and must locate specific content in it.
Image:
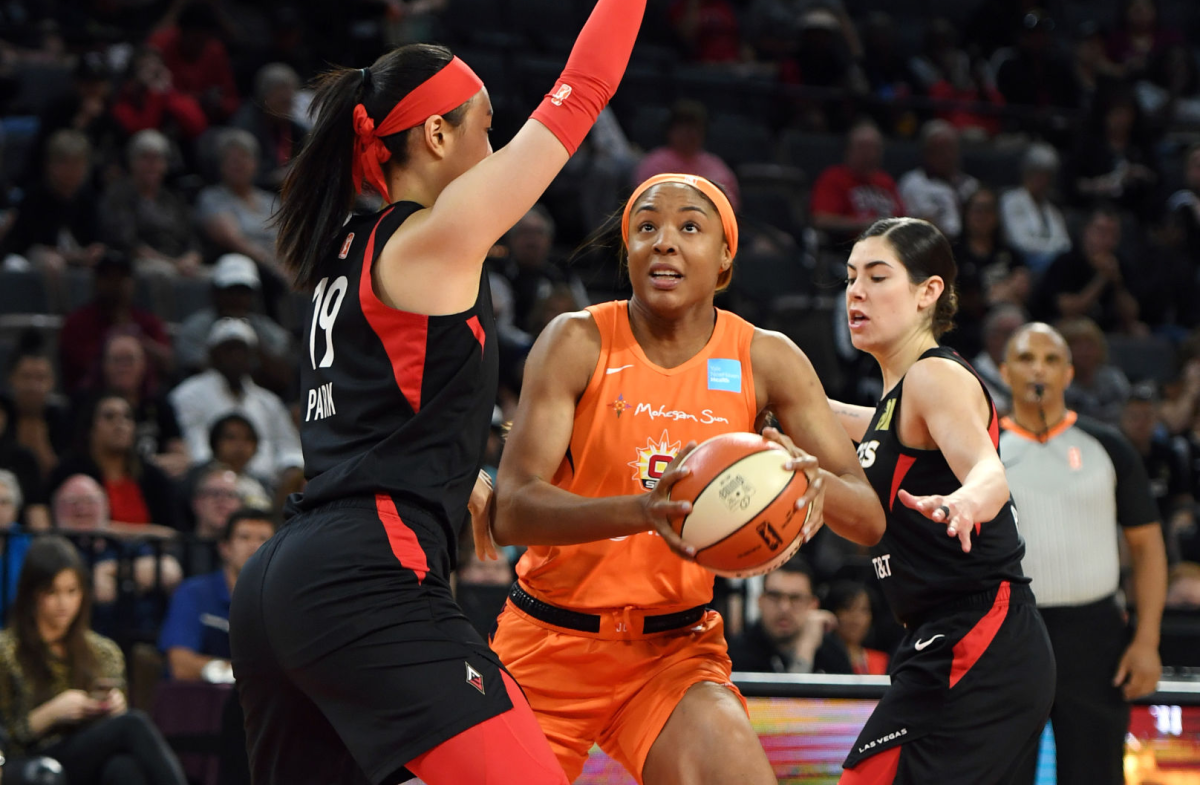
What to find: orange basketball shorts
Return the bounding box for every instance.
[490,600,747,785]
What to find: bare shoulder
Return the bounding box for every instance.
[750,328,814,374]
[536,309,601,355]
[905,356,986,412]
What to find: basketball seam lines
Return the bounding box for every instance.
[677,451,799,552]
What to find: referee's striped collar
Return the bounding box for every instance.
[999,411,1078,444]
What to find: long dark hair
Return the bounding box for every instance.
[75,391,142,480]
[276,44,471,290]
[12,537,97,705]
[858,217,959,339]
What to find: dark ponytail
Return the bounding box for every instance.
[275,44,470,290]
[858,218,958,339]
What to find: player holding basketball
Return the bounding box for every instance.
[829,218,1055,784]
[227,3,649,783]
[488,173,886,785]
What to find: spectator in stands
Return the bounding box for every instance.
[195,130,285,310]
[955,187,1029,309]
[110,47,208,143]
[87,333,188,479]
[230,64,306,190]
[174,254,294,396]
[995,10,1080,113]
[0,469,35,616]
[201,415,272,508]
[728,557,835,673]
[633,100,741,209]
[189,466,247,542]
[0,398,49,531]
[148,1,240,123]
[576,107,640,231]
[1073,22,1123,116]
[1059,316,1133,425]
[1070,85,1159,219]
[496,208,587,334]
[925,52,1007,139]
[973,304,1027,417]
[1108,0,1182,81]
[778,6,868,127]
[814,580,888,675]
[48,393,178,530]
[0,536,187,785]
[25,52,122,189]
[6,332,71,481]
[1138,43,1200,128]
[4,130,104,271]
[1032,205,1144,334]
[999,322,1166,785]
[51,475,182,605]
[1166,143,1200,260]
[1000,143,1072,272]
[857,11,918,104]
[668,0,746,65]
[1167,562,1200,606]
[810,120,904,245]
[898,120,978,239]
[98,130,201,278]
[964,0,1041,59]
[170,319,303,491]
[58,251,172,396]
[159,508,274,683]
[1121,382,1193,563]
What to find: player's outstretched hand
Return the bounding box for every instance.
[641,441,698,561]
[897,489,977,553]
[761,427,825,543]
[470,469,499,561]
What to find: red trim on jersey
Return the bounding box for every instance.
[948,580,1010,689]
[888,454,916,511]
[466,314,486,356]
[375,493,429,584]
[987,401,999,449]
[839,745,900,784]
[359,208,430,414]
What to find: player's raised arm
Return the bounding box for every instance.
[753,331,885,546]
[274,0,646,307]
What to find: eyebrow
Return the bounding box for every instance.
[634,204,710,217]
[846,260,894,271]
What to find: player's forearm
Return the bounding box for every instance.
[952,460,1010,524]
[826,398,874,443]
[494,479,650,546]
[1129,535,1168,647]
[819,470,885,546]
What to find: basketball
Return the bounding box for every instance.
[668,432,811,578]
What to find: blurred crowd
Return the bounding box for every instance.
[0,0,1198,777]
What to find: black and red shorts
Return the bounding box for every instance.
[842,581,1055,785]
[229,496,515,785]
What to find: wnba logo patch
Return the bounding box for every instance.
[550,83,572,106]
[338,233,355,259]
[465,663,485,695]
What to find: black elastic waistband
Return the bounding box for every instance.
[508,583,707,635]
[905,582,1035,628]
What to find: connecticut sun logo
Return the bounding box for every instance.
[609,394,630,418]
[630,429,681,490]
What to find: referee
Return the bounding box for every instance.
[999,322,1167,785]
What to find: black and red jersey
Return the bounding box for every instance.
[289,202,498,562]
[856,346,1028,625]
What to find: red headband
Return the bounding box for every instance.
[352,56,484,198]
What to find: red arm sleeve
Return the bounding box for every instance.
[530,0,647,155]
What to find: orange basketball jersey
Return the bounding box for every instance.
[515,300,759,611]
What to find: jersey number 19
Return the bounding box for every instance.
[310,276,348,370]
